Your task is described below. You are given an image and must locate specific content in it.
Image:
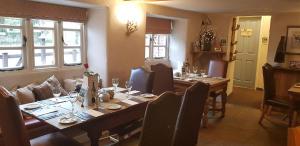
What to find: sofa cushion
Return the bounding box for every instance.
[63,78,83,92]
[32,82,53,100]
[46,75,68,96]
[15,83,38,105]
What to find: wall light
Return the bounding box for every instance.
[116,2,143,35]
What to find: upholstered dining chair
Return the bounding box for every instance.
[259,63,299,126]
[151,63,174,95]
[130,67,155,93]
[172,81,210,146]
[138,92,182,146]
[0,87,82,146]
[207,59,228,115]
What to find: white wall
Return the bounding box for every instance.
[169,19,188,72]
[87,7,108,87]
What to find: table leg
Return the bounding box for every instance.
[202,98,209,128]
[221,89,227,118]
[86,126,101,146]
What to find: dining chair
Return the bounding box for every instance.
[138,91,182,146]
[151,63,174,95]
[207,59,228,115]
[130,67,155,93]
[0,89,82,146]
[172,81,209,146]
[259,63,298,126]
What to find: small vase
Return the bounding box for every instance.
[203,42,212,51]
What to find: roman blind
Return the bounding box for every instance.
[0,0,87,22]
[146,17,172,34]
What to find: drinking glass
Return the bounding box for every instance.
[112,78,119,93]
[193,66,198,74]
[125,80,133,97]
[52,86,61,98]
[200,69,206,77]
[68,91,79,118]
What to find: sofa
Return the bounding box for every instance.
[0,75,83,144]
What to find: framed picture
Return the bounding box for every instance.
[286,26,300,54]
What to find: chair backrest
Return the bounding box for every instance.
[262,63,276,101]
[0,86,30,146]
[172,82,209,146]
[139,92,182,146]
[130,67,155,93]
[208,60,228,78]
[151,63,174,95]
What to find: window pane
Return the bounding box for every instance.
[63,22,81,29]
[158,47,166,57]
[64,48,81,64]
[153,35,159,45]
[33,29,54,47]
[34,49,55,66]
[0,17,22,26]
[32,19,55,28]
[0,50,22,69]
[158,34,167,45]
[0,28,22,47]
[145,34,151,46]
[63,31,81,46]
[145,47,149,58]
[153,47,159,58]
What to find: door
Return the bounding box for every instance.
[234,17,261,88]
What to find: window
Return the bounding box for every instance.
[145,34,169,59]
[62,21,82,65]
[0,17,24,71]
[32,19,56,67]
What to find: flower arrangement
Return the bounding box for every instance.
[83,63,94,76]
[201,29,215,43]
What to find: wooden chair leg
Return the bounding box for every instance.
[289,109,294,127]
[292,111,298,127]
[212,96,216,116]
[259,105,268,125]
[267,106,272,116]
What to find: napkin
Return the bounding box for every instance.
[129,90,140,95]
[86,109,103,117]
[122,99,138,105]
[32,108,58,116]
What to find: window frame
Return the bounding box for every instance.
[145,34,170,60]
[0,17,25,71]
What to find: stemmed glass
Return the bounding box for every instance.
[68,91,79,118]
[193,66,198,76]
[112,78,119,93]
[200,69,206,77]
[52,86,61,98]
[125,80,133,98]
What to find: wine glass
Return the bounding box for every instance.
[193,66,198,75]
[200,69,206,77]
[125,80,133,98]
[112,78,119,93]
[68,91,79,118]
[52,86,61,98]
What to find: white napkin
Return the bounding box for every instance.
[122,99,138,105]
[49,98,68,103]
[129,90,140,95]
[32,108,58,116]
[86,109,103,117]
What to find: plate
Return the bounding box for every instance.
[24,103,41,110]
[140,93,156,98]
[59,117,77,125]
[107,104,122,110]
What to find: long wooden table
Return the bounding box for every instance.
[174,76,230,127]
[20,89,156,146]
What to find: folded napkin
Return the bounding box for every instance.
[86,109,103,117]
[49,98,69,103]
[129,90,140,95]
[122,99,138,105]
[32,108,58,116]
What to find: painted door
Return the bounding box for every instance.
[234,17,261,88]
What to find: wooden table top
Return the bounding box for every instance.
[288,85,300,95]
[20,88,157,130]
[174,76,230,87]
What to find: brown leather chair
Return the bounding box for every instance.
[151,63,174,95]
[207,59,228,115]
[130,67,155,93]
[259,63,298,126]
[0,88,82,146]
[138,92,182,146]
[172,81,210,146]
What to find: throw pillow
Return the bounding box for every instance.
[46,75,68,96]
[32,82,53,100]
[15,83,38,105]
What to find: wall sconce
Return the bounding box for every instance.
[127,20,138,34]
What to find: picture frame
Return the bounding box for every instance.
[286,26,300,54]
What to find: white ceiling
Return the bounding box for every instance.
[147,0,300,13]
[31,0,300,13]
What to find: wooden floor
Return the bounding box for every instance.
[76,87,287,146]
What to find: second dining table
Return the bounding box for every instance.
[20,88,157,146]
[174,75,230,127]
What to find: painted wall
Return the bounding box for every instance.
[87,7,108,86]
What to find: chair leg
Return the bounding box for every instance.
[267,106,272,116]
[292,111,298,127]
[259,105,268,125]
[289,109,294,127]
[212,96,216,116]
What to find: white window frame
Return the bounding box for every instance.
[145,34,170,59]
[61,21,83,66]
[0,17,25,71]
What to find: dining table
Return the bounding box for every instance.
[288,84,300,127]
[174,74,230,127]
[19,88,157,146]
